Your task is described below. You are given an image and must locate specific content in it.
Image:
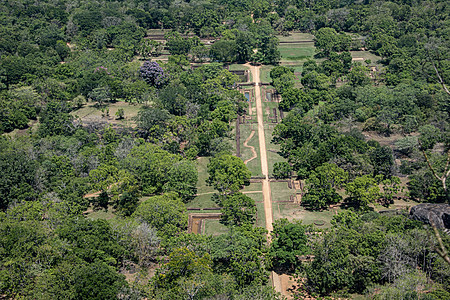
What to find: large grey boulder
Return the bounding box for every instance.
[409,203,450,229]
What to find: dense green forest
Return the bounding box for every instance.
[0,0,449,299]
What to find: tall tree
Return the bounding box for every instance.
[220,192,256,227]
[207,154,251,194]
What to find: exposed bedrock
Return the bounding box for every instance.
[410,203,450,229]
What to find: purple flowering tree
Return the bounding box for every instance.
[139,61,169,88]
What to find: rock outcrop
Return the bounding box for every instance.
[409,203,450,229]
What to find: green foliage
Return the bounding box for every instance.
[272,162,292,179]
[207,154,251,194]
[154,247,212,287]
[57,218,127,265]
[303,163,348,210]
[279,88,313,111]
[210,40,236,63]
[305,212,438,296]
[0,144,37,210]
[0,0,449,297]
[314,28,351,57]
[220,192,256,227]
[38,102,76,138]
[395,136,419,156]
[209,227,268,287]
[234,285,282,300]
[269,219,310,272]
[136,107,171,141]
[408,170,447,203]
[165,32,192,56]
[345,175,381,209]
[369,145,394,178]
[163,160,198,203]
[114,190,139,216]
[72,260,127,300]
[123,143,181,195]
[380,176,403,206]
[419,124,442,150]
[133,193,187,238]
[347,63,371,87]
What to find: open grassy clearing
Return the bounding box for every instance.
[71,101,143,127]
[195,157,215,195]
[350,51,383,65]
[86,209,117,220]
[271,182,295,202]
[277,32,315,42]
[279,43,315,61]
[296,207,338,228]
[152,54,170,61]
[229,64,249,71]
[242,182,263,192]
[203,219,229,235]
[372,198,420,212]
[188,193,219,209]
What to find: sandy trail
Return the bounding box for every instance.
[195,191,262,196]
[243,130,257,164]
[245,63,281,293]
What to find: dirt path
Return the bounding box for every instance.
[195,191,262,196]
[243,130,257,164]
[245,63,281,294]
[245,63,273,232]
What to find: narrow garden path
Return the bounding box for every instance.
[243,130,257,165]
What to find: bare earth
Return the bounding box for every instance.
[246,63,282,294]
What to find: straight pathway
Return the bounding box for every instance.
[245,63,281,294]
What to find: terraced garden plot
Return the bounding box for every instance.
[277,32,315,43]
[279,43,315,61]
[203,219,229,235]
[239,123,263,177]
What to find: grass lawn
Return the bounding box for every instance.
[86,209,117,220]
[273,202,339,229]
[239,123,263,177]
[255,202,266,228]
[71,102,144,127]
[350,51,383,65]
[372,198,420,212]
[262,101,279,123]
[146,29,169,35]
[242,182,263,192]
[264,124,286,176]
[195,157,215,195]
[203,219,229,236]
[279,43,316,61]
[277,33,315,43]
[188,193,219,209]
[271,182,295,202]
[229,64,249,71]
[260,65,274,83]
[298,207,338,228]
